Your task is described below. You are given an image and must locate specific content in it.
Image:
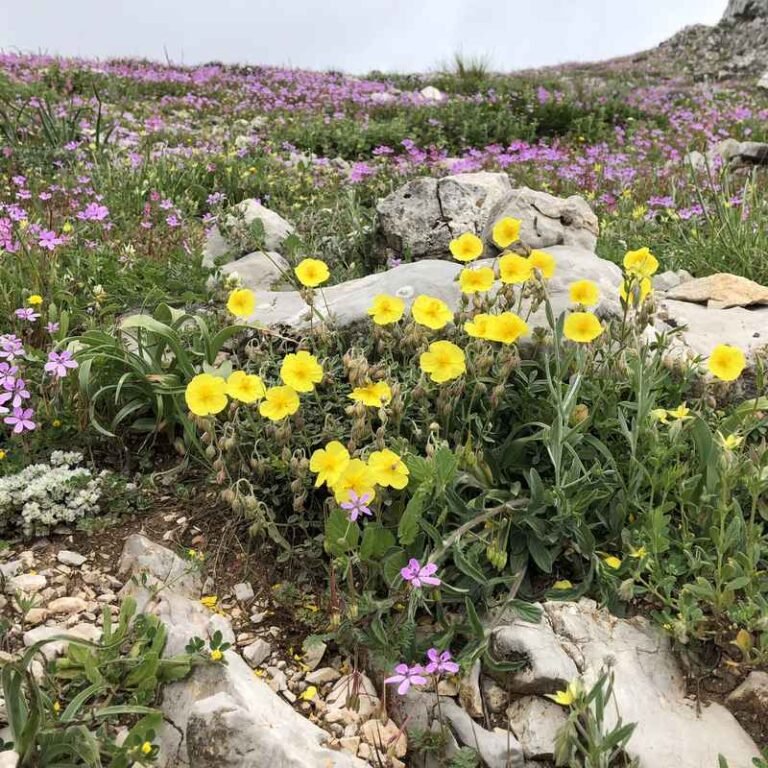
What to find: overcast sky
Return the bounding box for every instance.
[1,0,726,73]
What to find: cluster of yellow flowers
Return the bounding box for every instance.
[309,440,409,504]
[185,349,323,421]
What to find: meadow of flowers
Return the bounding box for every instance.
[1,51,768,741]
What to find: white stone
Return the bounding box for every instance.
[47,596,88,614]
[420,85,444,101]
[219,251,291,291]
[232,582,255,603]
[506,696,567,759]
[242,638,271,668]
[23,623,102,660]
[57,550,87,567]
[8,573,47,594]
[305,666,341,685]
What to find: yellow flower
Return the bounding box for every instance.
[498,252,533,284]
[563,312,603,343]
[210,649,224,662]
[141,742,153,755]
[552,580,573,590]
[300,685,318,701]
[547,680,580,707]
[368,448,409,490]
[449,232,484,262]
[411,295,453,330]
[226,371,266,403]
[280,351,323,392]
[226,288,256,318]
[419,340,466,383]
[52,419,62,428]
[651,408,669,424]
[667,403,691,421]
[332,458,377,504]
[185,373,228,416]
[719,433,743,450]
[367,294,405,325]
[62,221,73,233]
[310,441,350,488]
[708,344,746,382]
[602,555,622,570]
[201,595,218,608]
[28,294,43,306]
[619,277,652,306]
[568,280,600,307]
[259,386,300,421]
[528,250,556,279]
[464,313,494,339]
[486,312,529,345]
[623,247,658,277]
[295,258,330,287]
[0,449,6,460]
[629,545,648,559]
[459,266,495,294]
[53,701,61,713]
[349,381,392,407]
[492,217,522,248]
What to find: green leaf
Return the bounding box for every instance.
[324,507,359,556]
[360,524,396,562]
[398,482,431,546]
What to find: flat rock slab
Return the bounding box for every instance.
[665,273,768,309]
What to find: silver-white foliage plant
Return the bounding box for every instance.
[0,451,103,536]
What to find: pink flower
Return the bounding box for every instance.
[384,663,428,695]
[14,308,40,322]
[400,559,441,588]
[340,491,372,523]
[425,648,459,676]
[76,203,110,221]
[44,350,78,378]
[5,406,36,434]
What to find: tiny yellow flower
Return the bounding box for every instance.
[62,221,73,233]
[458,266,495,294]
[259,386,300,421]
[629,545,648,559]
[498,252,533,284]
[368,448,409,490]
[185,373,228,417]
[464,313,494,339]
[51,419,62,428]
[419,340,466,383]
[602,555,622,570]
[568,280,600,307]
[141,741,153,755]
[332,458,377,504]
[280,351,323,392]
[0,449,6,461]
[491,217,522,248]
[210,649,224,662]
[707,344,746,382]
[367,294,405,325]
[53,701,61,714]
[201,595,218,608]
[300,685,319,701]
[226,288,256,318]
[295,258,330,287]
[310,441,350,488]
[667,403,691,421]
[449,232,484,262]
[719,433,743,450]
[552,580,573,590]
[486,312,529,345]
[28,294,43,306]
[623,247,658,278]
[528,250,556,279]
[651,408,669,424]
[226,371,266,403]
[411,295,453,330]
[349,381,392,407]
[547,681,579,707]
[563,312,604,343]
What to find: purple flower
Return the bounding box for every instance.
[4,378,30,408]
[0,335,24,361]
[14,308,40,322]
[425,648,460,676]
[0,362,18,389]
[44,350,78,378]
[384,663,428,695]
[46,322,60,334]
[76,203,110,221]
[0,390,12,414]
[340,491,373,523]
[38,229,64,250]
[5,406,36,434]
[400,559,441,588]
